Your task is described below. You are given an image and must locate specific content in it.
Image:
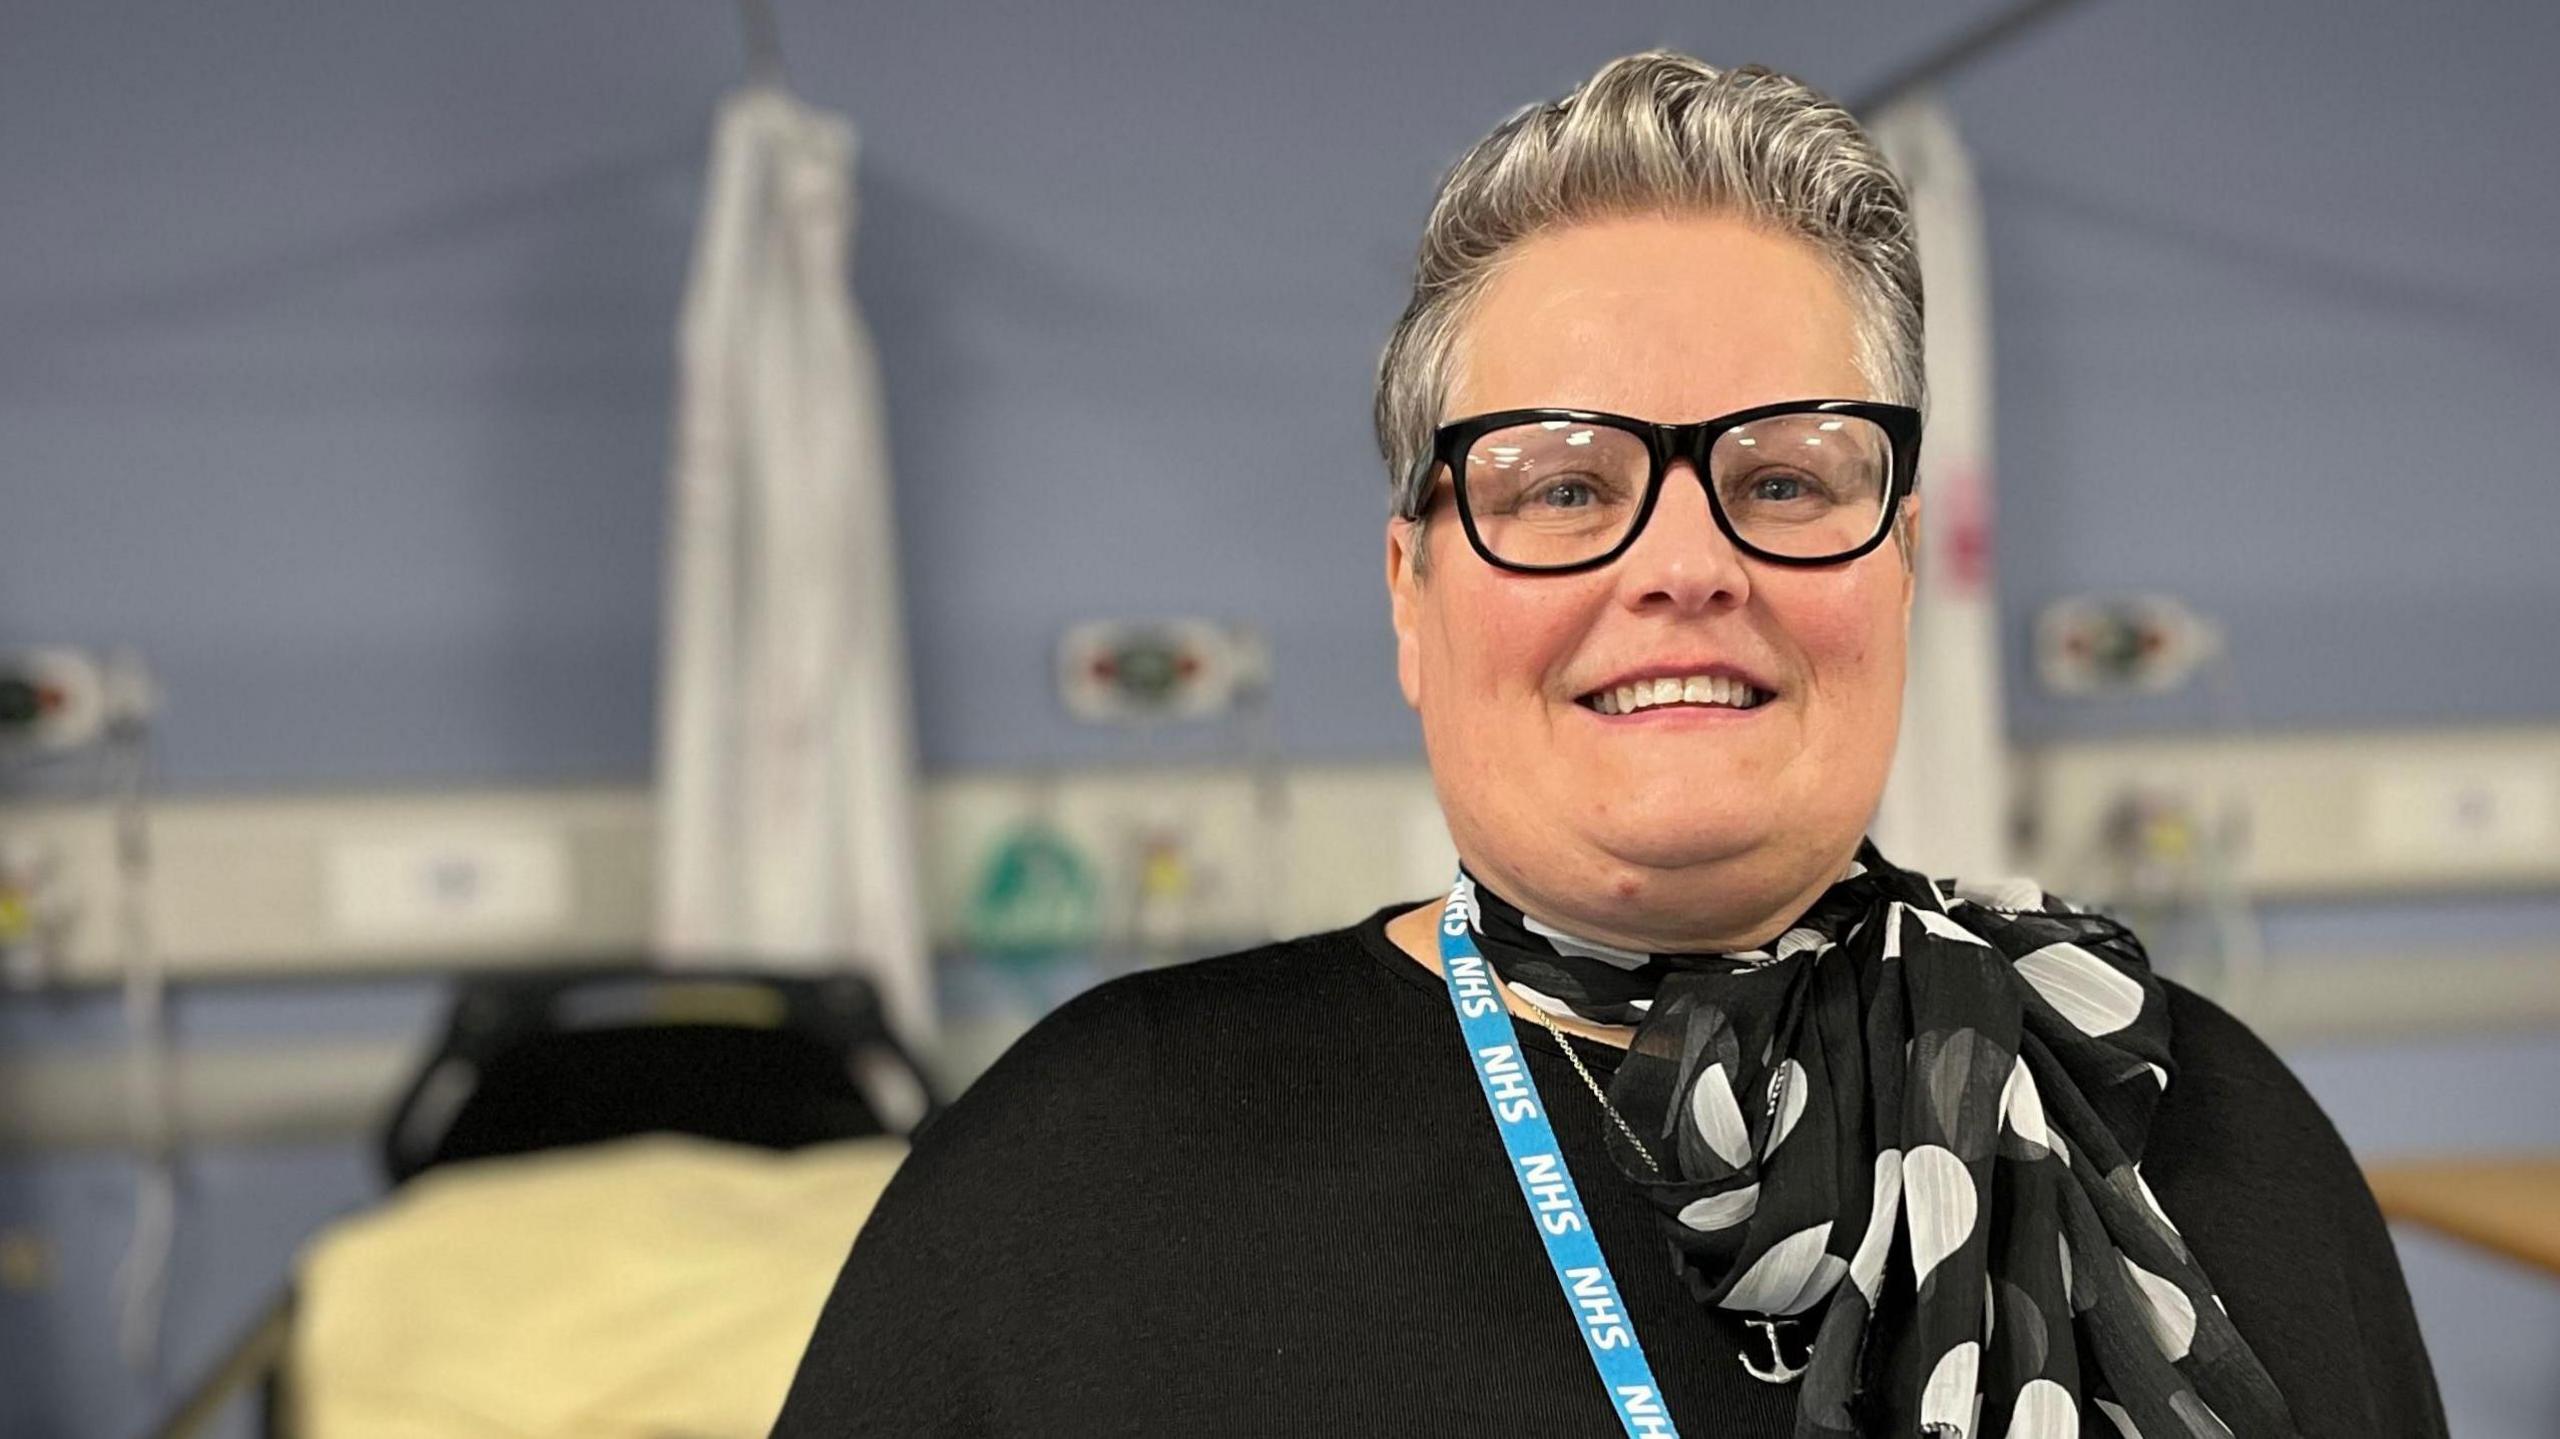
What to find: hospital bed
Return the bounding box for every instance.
[151,966,936,1439]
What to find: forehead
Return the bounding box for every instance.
[1448,212,1869,422]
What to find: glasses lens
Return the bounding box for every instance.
[1460,419,1651,568]
[1709,413,1895,560]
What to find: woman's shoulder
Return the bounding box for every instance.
[863,912,1442,1247]
[2152,978,2352,1171]
[2142,979,2447,1433]
[925,912,1421,1126]
[2143,976,2379,1221]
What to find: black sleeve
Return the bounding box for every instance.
[2150,985,2450,1439]
[769,976,1161,1437]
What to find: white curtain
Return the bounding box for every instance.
[654,85,932,1038]
[1869,97,2015,881]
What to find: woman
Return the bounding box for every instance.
[775,53,2443,1437]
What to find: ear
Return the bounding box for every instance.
[1895,493,1923,622]
[1386,517,1425,710]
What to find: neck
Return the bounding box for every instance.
[1457,837,1863,955]
[1384,902,1638,1049]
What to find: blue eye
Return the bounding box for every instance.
[1537,480,1599,510]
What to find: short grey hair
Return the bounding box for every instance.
[1374,51,1924,535]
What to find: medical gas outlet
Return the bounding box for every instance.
[0,649,109,753]
[2034,595,2219,697]
[1058,620,1269,723]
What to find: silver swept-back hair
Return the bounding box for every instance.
[1375,52,1924,544]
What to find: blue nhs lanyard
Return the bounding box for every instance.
[1436,884,1680,1439]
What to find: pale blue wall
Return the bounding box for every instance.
[6,0,2555,782]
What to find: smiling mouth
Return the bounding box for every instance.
[1577,674,1774,716]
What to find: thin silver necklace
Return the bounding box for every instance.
[1517,985,1811,1386]
[1517,993,1661,1177]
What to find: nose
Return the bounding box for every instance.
[1611,460,1752,615]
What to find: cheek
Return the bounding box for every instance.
[1770,567,1908,705]
[1423,570,1598,699]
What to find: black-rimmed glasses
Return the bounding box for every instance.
[1422,399,1922,573]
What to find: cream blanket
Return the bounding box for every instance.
[290,1134,906,1438]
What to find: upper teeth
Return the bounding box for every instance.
[1590,675,1764,715]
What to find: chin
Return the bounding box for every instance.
[1566,787,1778,868]
[1589,822,1770,876]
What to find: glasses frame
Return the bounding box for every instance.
[1423,398,1923,574]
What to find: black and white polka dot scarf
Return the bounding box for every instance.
[1457,839,2300,1438]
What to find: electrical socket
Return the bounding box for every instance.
[324,829,573,942]
[2363,760,2558,863]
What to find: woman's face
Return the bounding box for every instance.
[1387,213,1917,950]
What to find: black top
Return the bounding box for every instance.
[774,909,2445,1437]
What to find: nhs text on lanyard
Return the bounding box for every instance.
[1437,882,1680,1439]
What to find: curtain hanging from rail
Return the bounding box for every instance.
[654,84,931,1038]
[1868,96,2015,880]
